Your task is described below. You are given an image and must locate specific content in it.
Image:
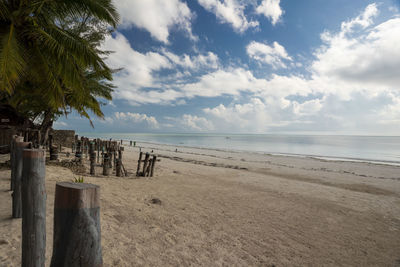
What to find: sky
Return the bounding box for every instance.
[55,0,400,135]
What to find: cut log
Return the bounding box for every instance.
[51,182,102,267]
[21,149,46,267]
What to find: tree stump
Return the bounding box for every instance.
[51,182,102,267]
[12,141,31,218]
[21,149,46,267]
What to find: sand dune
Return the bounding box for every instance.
[1,142,399,266]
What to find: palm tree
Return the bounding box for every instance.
[0,0,119,143]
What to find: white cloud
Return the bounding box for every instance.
[162,50,219,70]
[114,0,196,43]
[256,0,283,25]
[195,4,400,133]
[313,15,400,95]
[340,3,378,35]
[165,115,214,131]
[103,32,221,105]
[103,33,171,89]
[246,41,292,69]
[103,4,400,134]
[114,112,159,129]
[197,0,259,32]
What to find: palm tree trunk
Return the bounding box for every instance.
[40,110,53,146]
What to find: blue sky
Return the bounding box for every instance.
[55,0,400,135]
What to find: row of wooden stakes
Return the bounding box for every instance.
[71,136,158,177]
[9,135,103,266]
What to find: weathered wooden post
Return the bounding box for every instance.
[150,155,157,177]
[97,140,100,163]
[12,141,31,218]
[103,153,110,176]
[142,153,150,177]
[21,149,46,267]
[10,135,24,191]
[90,143,96,175]
[116,159,122,177]
[113,149,117,171]
[51,182,102,267]
[75,140,82,163]
[145,158,152,177]
[136,152,143,176]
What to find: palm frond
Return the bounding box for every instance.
[0,25,26,93]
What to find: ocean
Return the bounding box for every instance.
[80,133,400,164]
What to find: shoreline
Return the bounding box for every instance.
[90,136,400,167]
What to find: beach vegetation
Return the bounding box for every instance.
[0,0,119,144]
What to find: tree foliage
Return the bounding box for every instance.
[0,0,120,132]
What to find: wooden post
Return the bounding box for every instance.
[97,140,100,164]
[10,135,24,191]
[116,159,122,177]
[90,143,96,175]
[21,149,46,267]
[51,182,102,267]
[150,155,157,177]
[12,141,31,218]
[145,158,152,177]
[103,153,110,176]
[142,153,150,177]
[113,150,117,170]
[136,152,143,176]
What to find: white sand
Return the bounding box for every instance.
[1,142,399,266]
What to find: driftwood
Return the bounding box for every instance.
[51,182,102,267]
[21,149,46,267]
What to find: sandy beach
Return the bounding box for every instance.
[1,141,400,266]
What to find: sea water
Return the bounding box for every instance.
[80,133,400,164]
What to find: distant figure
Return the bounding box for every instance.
[151,150,153,153]
[134,141,136,147]
[175,148,178,152]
